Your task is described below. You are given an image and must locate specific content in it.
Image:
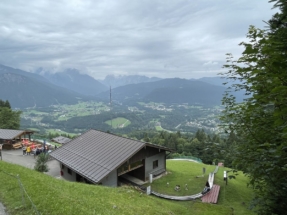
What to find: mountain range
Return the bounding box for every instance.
[0,64,243,109]
[97,78,230,106]
[0,65,90,108]
[35,68,108,95]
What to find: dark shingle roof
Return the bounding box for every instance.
[52,136,71,144]
[50,129,172,184]
[0,129,25,140]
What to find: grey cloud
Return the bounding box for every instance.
[0,0,277,79]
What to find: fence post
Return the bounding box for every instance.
[0,144,2,160]
[16,175,26,207]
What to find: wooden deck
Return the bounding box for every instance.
[201,184,220,204]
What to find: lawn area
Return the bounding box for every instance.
[147,160,255,215]
[105,117,131,128]
[147,160,214,195]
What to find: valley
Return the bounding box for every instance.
[20,101,222,137]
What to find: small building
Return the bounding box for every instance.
[50,129,173,187]
[0,129,34,149]
[51,136,71,145]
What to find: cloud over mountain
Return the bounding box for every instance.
[0,0,276,79]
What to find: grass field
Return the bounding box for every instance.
[105,117,131,128]
[147,160,255,215]
[155,125,163,131]
[0,159,255,215]
[147,160,215,195]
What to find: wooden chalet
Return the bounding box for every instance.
[50,129,174,187]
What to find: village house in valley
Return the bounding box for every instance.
[50,129,173,187]
[51,136,71,145]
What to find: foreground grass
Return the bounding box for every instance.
[0,162,190,215]
[0,160,255,215]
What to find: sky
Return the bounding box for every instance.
[0,0,277,80]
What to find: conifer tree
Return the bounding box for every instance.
[34,153,49,173]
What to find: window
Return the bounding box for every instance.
[153,160,158,169]
[61,164,65,169]
[67,168,72,175]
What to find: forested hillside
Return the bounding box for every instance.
[127,129,236,166]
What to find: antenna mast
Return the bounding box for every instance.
[110,86,112,127]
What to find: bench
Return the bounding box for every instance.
[12,143,22,149]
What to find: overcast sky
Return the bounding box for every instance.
[0,0,277,80]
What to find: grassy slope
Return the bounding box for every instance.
[215,167,255,215]
[0,160,255,215]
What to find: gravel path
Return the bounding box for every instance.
[0,202,8,215]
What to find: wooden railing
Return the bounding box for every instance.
[118,164,143,176]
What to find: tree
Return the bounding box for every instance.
[220,3,287,213]
[0,100,11,109]
[0,100,21,129]
[34,153,49,173]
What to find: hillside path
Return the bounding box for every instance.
[0,202,8,215]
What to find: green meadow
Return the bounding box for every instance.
[0,159,255,215]
[105,117,131,128]
[155,125,163,131]
[147,160,215,195]
[147,160,255,215]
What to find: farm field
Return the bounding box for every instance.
[155,125,163,131]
